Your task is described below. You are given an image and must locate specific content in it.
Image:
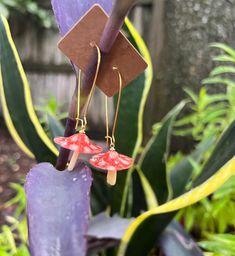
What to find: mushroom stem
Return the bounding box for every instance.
[68,151,80,171]
[107,170,117,186]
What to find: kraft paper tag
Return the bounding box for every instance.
[58,4,148,97]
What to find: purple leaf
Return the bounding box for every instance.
[87,213,134,253]
[25,162,92,256]
[159,221,203,256]
[88,213,134,240]
[51,0,113,35]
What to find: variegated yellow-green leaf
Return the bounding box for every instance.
[135,101,187,211]
[0,15,58,163]
[118,156,235,256]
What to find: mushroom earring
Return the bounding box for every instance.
[54,43,103,171]
[89,68,133,186]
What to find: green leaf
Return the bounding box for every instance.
[184,88,198,103]
[210,66,235,76]
[4,183,26,217]
[212,55,235,63]
[213,176,235,199]
[170,137,214,199]
[135,101,186,210]
[0,16,58,163]
[91,172,110,215]
[199,234,235,256]
[15,245,30,256]
[119,97,235,255]
[210,43,235,59]
[118,156,235,256]
[194,118,235,186]
[110,18,153,215]
[117,137,215,256]
[47,113,64,140]
[0,250,8,256]
[136,167,158,210]
[202,77,235,87]
[0,4,9,18]
[2,225,16,254]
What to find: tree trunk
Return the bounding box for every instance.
[146,0,235,128]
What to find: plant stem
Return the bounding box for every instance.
[56,0,136,170]
[55,117,77,170]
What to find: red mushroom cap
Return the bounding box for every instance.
[54,133,103,154]
[89,149,133,171]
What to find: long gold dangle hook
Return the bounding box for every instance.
[89,67,132,186]
[66,43,102,171]
[111,67,123,149]
[82,42,102,128]
[105,96,110,147]
[75,69,82,131]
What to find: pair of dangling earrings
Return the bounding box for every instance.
[54,43,133,186]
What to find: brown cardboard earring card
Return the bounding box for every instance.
[58,4,148,97]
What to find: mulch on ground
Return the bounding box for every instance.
[0,128,35,224]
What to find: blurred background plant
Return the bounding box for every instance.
[2,23,235,253]
[174,43,235,256]
[0,0,53,28]
[0,183,29,256]
[34,96,66,140]
[1,0,235,255]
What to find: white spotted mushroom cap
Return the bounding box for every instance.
[54,133,103,154]
[89,149,133,171]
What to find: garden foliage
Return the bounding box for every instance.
[1,1,235,255]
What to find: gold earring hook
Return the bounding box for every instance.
[75,42,101,132]
[105,67,123,149]
[82,42,102,126]
[105,135,115,149]
[105,96,109,146]
[75,69,82,130]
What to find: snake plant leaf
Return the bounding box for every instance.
[51,0,113,35]
[46,113,64,141]
[194,119,235,186]
[118,156,235,256]
[135,101,186,209]
[170,136,214,199]
[135,168,158,211]
[0,16,58,163]
[110,19,153,215]
[159,221,203,256]
[117,108,212,253]
[91,172,110,214]
[131,101,187,216]
[25,162,92,256]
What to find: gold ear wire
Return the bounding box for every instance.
[82,42,102,125]
[105,67,123,149]
[105,96,109,146]
[75,42,101,132]
[75,69,82,130]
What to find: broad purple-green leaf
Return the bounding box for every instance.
[88,213,134,240]
[87,213,134,253]
[51,0,113,35]
[25,162,92,256]
[159,221,203,256]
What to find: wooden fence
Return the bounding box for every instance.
[9,1,152,129]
